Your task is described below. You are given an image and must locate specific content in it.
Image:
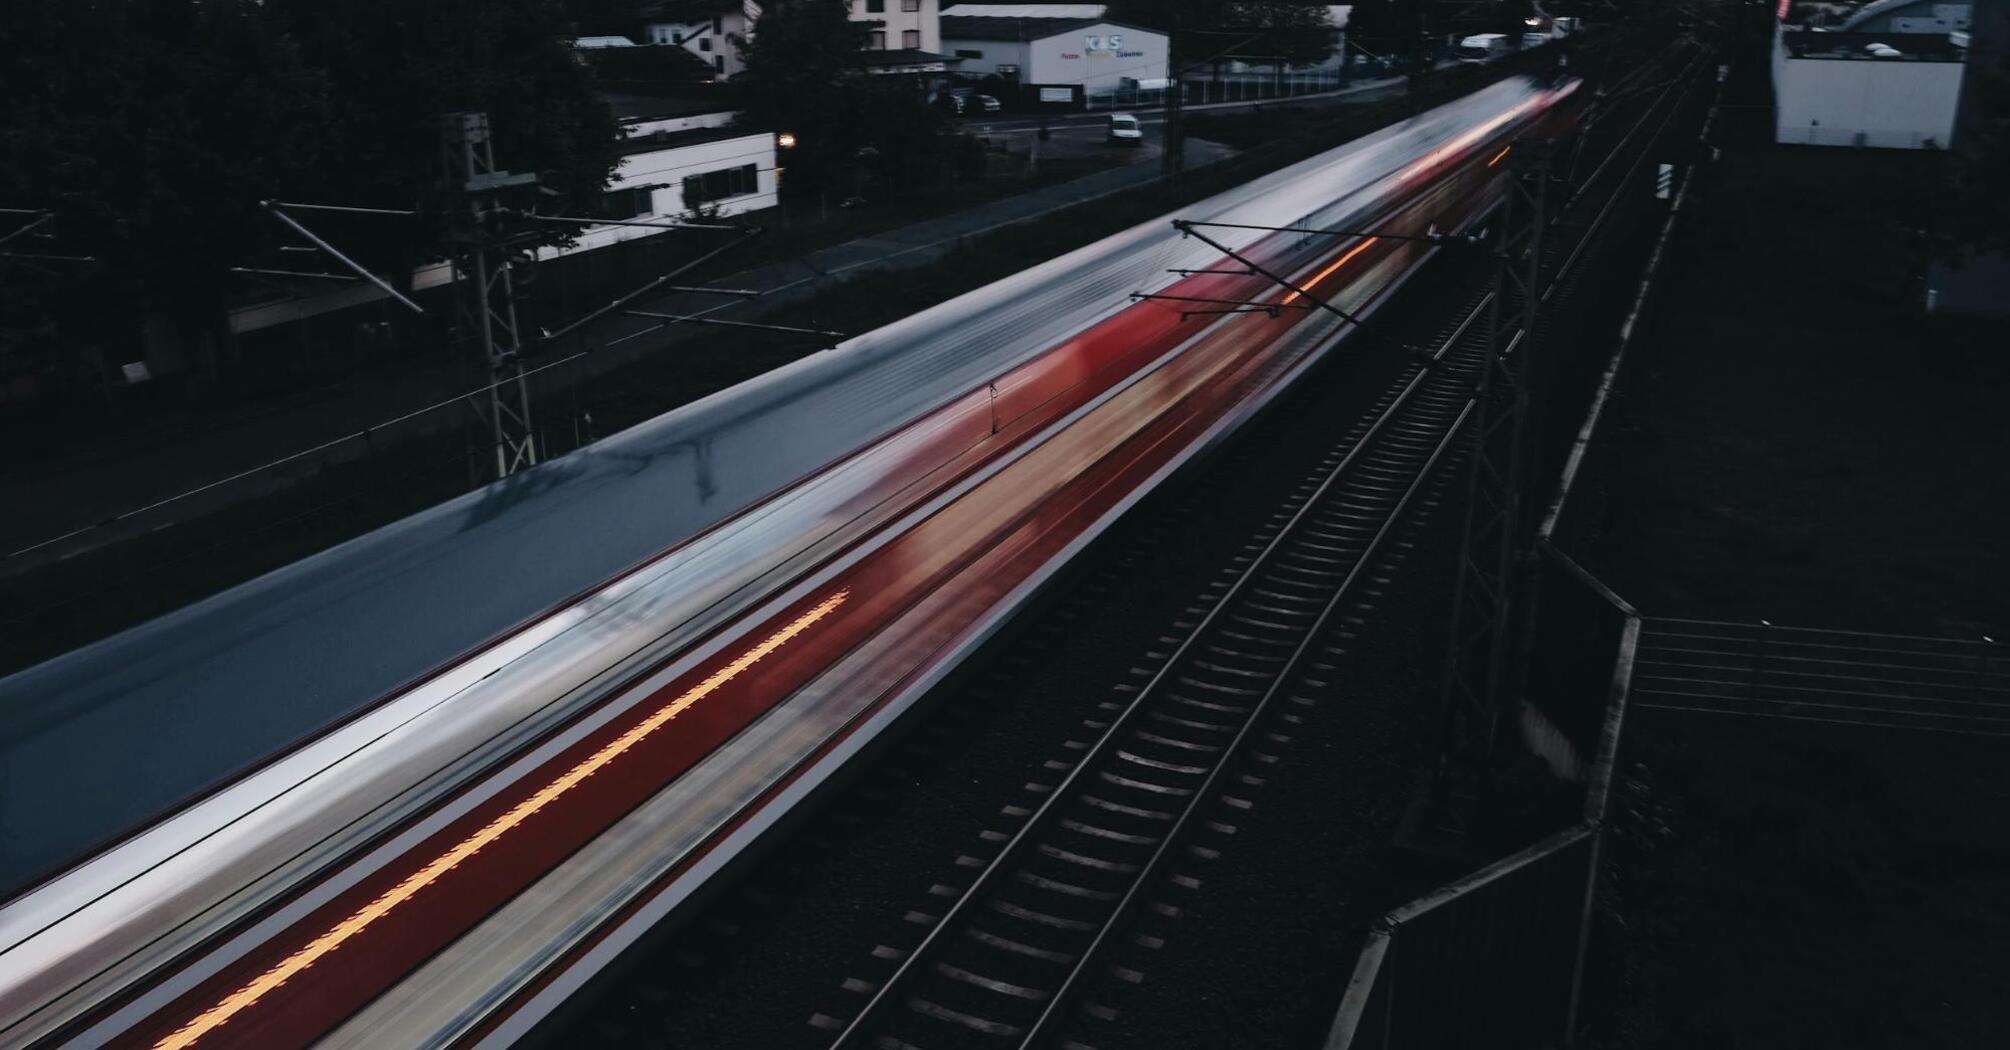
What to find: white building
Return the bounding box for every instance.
[1772,24,1967,148]
[638,0,761,80]
[854,0,943,54]
[228,100,778,336]
[940,16,1168,97]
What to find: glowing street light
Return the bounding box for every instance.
[777,131,798,149]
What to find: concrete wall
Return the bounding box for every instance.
[1026,22,1169,91]
[1774,32,1964,147]
[941,37,1031,78]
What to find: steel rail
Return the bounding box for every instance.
[827,67,1688,1037]
[828,278,1503,1049]
[1547,53,1708,301]
[1020,400,1476,1047]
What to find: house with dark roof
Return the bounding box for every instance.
[637,0,761,79]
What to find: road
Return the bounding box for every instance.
[959,75,1413,160]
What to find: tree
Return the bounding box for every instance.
[0,0,332,385]
[1343,0,1419,68]
[1103,1,1336,173]
[263,0,620,269]
[739,0,948,200]
[0,0,620,397]
[1950,9,2010,254]
[1103,1,1340,70]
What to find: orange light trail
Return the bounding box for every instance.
[152,590,850,1050]
[1488,145,1512,167]
[1283,237,1379,305]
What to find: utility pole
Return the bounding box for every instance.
[1432,140,1553,836]
[440,111,542,481]
[1161,13,1189,178]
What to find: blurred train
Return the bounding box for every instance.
[0,75,1582,1050]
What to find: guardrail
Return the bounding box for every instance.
[1323,546,1637,1050]
[1633,618,2010,734]
[1323,38,1719,1050]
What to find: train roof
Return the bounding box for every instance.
[0,77,1555,897]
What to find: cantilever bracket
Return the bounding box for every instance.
[1177,218,1488,248]
[1171,220,1366,328]
[261,200,425,315]
[1168,265,1259,277]
[1128,290,1318,322]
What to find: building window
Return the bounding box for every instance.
[683,164,759,206]
[903,29,920,48]
[599,186,653,221]
[712,15,722,33]
[902,0,920,10]
[995,63,1020,78]
[955,48,982,59]
[869,30,887,49]
[698,36,711,51]
[714,54,725,72]
[865,0,885,12]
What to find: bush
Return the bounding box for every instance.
[950,133,988,180]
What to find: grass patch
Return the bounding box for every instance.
[1580,132,2010,1048]
[1605,713,2010,1048]
[1585,145,2010,634]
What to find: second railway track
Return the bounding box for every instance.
[820,290,1498,1050]
[540,34,1713,1050]
[818,44,1715,1044]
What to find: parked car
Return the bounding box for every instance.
[1107,112,1144,146]
[1455,33,1510,63]
[937,88,1003,116]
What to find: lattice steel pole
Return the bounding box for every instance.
[1434,141,1553,825]
[441,112,540,480]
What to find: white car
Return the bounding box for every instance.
[1107,112,1144,146]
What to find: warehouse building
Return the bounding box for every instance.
[940,16,1168,101]
[1773,2,1970,149]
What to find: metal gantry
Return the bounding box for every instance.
[1435,140,1554,825]
[441,111,542,480]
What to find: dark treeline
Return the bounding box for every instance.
[0,0,615,406]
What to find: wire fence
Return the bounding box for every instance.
[1083,66,1379,112]
[1323,543,1638,1050]
[1323,33,1718,1049]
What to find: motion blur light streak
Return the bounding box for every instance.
[1488,145,1513,167]
[149,590,850,1050]
[1284,237,1380,304]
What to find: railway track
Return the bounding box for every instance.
[538,37,1713,1050]
[811,47,1715,1048]
[817,288,1498,1050]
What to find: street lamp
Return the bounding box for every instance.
[777,131,798,149]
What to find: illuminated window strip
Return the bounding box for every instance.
[1283,238,1381,306]
[153,591,850,1050]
